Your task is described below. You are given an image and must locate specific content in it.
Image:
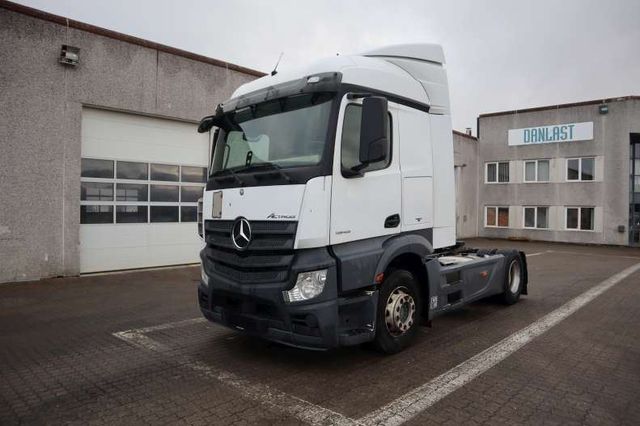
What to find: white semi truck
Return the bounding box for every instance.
[196,44,528,353]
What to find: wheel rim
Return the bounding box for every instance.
[508,260,521,293]
[385,286,416,337]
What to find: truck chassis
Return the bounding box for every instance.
[199,243,527,354]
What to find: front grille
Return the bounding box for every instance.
[204,220,297,284]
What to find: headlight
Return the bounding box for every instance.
[283,269,327,303]
[201,264,209,287]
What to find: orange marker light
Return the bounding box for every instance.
[374,273,385,284]
[480,271,489,278]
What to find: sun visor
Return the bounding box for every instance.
[220,72,342,113]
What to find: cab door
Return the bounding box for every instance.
[330,95,401,245]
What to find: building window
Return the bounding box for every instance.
[485,206,509,227]
[523,206,549,229]
[81,182,114,201]
[524,160,550,182]
[81,158,114,179]
[566,207,595,231]
[181,166,207,183]
[180,206,198,222]
[80,158,206,224]
[116,205,148,223]
[181,186,204,203]
[566,157,595,181]
[150,206,179,223]
[486,162,509,183]
[116,161,148,180]
[80,205,113,224]
[150,185,179,202]
[150,163,180,182]
[116,183,148,202]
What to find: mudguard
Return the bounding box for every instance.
[373,233,433,278]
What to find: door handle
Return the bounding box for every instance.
[384,214,400,228]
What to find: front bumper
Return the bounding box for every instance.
[198,248,378,350]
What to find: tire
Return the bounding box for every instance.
[500,251,524,305]
[373,269,423,354]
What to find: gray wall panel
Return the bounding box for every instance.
[0,7,258,282]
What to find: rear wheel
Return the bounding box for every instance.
[500,251,524,305]
[373,269,422,354]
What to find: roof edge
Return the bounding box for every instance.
[0,0,266,77]
[453,130,477,141]
[479,96,640,118]
[362,43,445,65]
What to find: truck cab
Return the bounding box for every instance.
[197,44,527,353]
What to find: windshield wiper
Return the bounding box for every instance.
[236,162,292,182]
[212,168,245,185]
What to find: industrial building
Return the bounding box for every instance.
[0,1,261,282]
[1,1,638,284]
[475,97,640,247]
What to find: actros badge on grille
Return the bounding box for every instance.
[231,217,252,250]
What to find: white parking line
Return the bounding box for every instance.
[358,261,640,426]
[127,317,206,334]
[548,249,640,260]
[525,251,548,257]
[112,254,639,426]
[113,317,358,426]
[187,359,358,426]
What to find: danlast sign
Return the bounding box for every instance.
[508,122,593,146]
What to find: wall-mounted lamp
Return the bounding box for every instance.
[59,45,80,66]
[598,104,609,115]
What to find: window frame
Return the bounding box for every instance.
[485,161,510,184]
[566,157,596,182]
[80,157,206,225]
[523,206,550,230]
[485,206,510,228]
[339,103,393,177]
[565,206,595,231]
[523,159,550,183]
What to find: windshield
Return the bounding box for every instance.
[210,93,334,175]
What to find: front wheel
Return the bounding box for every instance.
[373,269,423,354]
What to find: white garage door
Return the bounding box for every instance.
[79,108,208,273]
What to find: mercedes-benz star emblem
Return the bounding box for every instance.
[231,217,252,250]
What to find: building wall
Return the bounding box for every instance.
[0,5,259,282]
[476,99,640,245]
[453,132,479,239]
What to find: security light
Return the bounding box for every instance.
[59,45,79,66]
[599,104,609,114]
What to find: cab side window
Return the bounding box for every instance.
[341,104,392,174]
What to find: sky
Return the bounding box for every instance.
[15,0,640,134]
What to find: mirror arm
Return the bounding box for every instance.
[343,162,368,178]
[346,92,372,100]
[342,168,363,178]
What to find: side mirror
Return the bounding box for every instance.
[198,116,215,133]
[359,96,389,164]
